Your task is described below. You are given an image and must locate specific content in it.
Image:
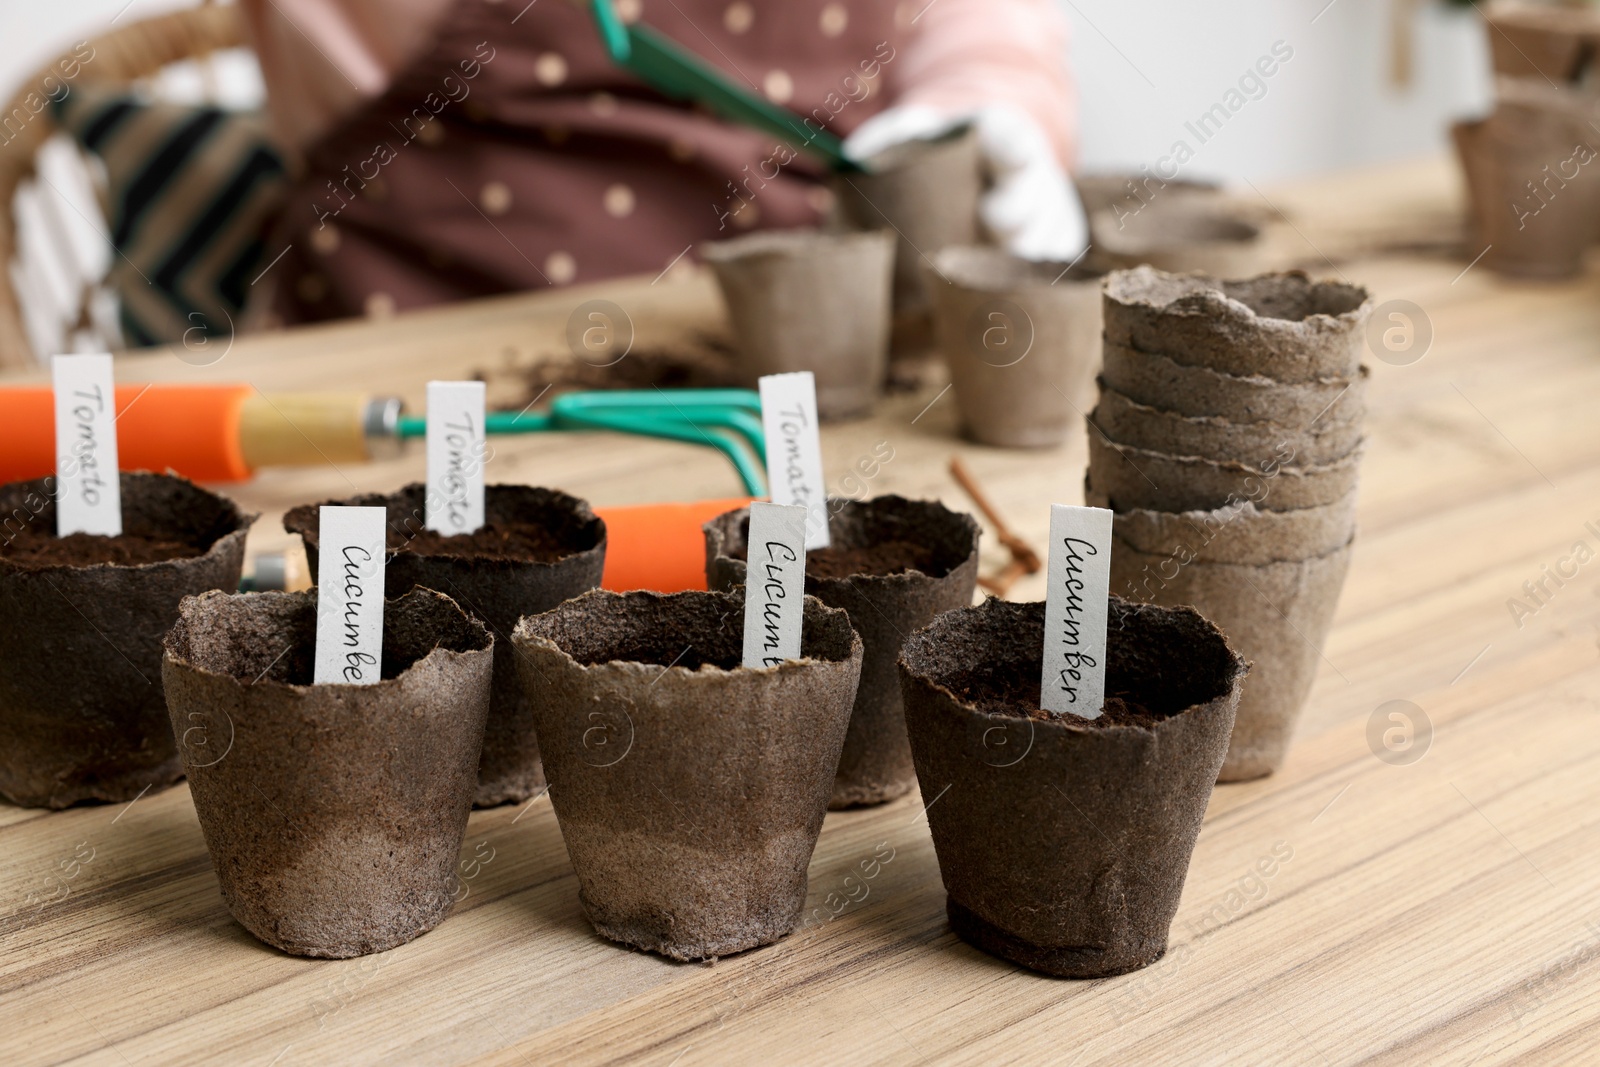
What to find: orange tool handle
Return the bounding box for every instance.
[595,497,753,592]
[0,382,750,592]
[0,384,254,484]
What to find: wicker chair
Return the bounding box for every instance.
[0,3,248,368]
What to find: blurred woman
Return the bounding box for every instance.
[242,0,1085,324]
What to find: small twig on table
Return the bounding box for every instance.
[948,456,1043,598]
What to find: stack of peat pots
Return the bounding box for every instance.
[1087,266,1372,781]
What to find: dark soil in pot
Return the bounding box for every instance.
[898,596,1245,978]
[512,588,861,961]
[704,496,979,808]
[162,586,493,958]
[0,472,252,808]
[284,483,605,807]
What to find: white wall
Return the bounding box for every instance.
[1065,0,1493,183]
[3,0,1492,183]
[1,0,263,109]
[3,1,203,85]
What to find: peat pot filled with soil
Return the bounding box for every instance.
[704,495,980,807]
[162,587,493,958]
[512,589,862,961]
[285,483,605,806]
[898,596,1246,978]
[0,472,252,808]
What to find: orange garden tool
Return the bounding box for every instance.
[0,383,763,592]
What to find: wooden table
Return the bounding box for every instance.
[5,157,1598,1065]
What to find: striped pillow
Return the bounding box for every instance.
[53,85,288,347]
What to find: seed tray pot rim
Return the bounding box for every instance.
[510,587,861,679]
[929,245,1103,291]
[855,120,976,174]
[901,598,1247,735]
[164,587,494,697]
[1091,205,1263,258]
[283,482,605,569]
[703,494,983,590]
[1104,265,1373,327]
[0,472,257,576]
[700,226,894,264]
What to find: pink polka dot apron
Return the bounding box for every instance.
[267,0,907,325]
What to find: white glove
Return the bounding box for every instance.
[843,102,1089,262]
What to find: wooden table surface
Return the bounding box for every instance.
[5,157,1599,1066]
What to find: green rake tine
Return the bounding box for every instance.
[555,407,768,496]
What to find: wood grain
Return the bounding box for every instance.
[4,157,1599,1066]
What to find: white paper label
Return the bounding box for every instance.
[1040,504,1113,719]
[741,501,808,669]
[52,354,121,536]
[425,380,487,534]
[314,506,388,686]
[759,372,830,550]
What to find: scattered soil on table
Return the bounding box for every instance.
[398,522,576,563]
[502,331,929,406]
[507,336,744,404]
[805,539,942,580]
[0,529,202,568]
[942,667,1166,728]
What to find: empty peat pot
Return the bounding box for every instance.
[898,596,1246,978]
[512,588,862,961]
[703,495,980,808]
[1452,91,1600,280]
[1089,199,1263,278]
[162,587,493,958]
[285,483,605,807]
[1103,266,1372,383]
[1076,173,1223,217]
[1482,2,1600,80]
[1108,500,1356,781]
[702,228,893,420]
[925,246,1102,448]
[0,472,252,808]
[831,124,983,333]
